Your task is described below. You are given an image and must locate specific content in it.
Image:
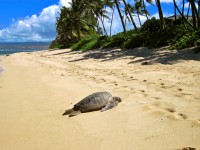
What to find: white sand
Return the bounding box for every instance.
[0,47,200,150]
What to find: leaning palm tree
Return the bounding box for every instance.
[110,5,116,36]
[135,0,152,20]
[155,0,165,29]
[142,0,151,19]
[122,0,138,31]
[173,0,193,28]
[114,0,126,32]
[189,0,200,29]
[84,0,112,36]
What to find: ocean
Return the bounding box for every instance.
[0,42,50,56]
[0,42,50,74]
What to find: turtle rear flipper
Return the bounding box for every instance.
[101,100,119,112]
[62,108,74,116]
[69,110,81,117]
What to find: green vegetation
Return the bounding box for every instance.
[68,17,200,51]
[70,35,100,51]
[50,0,200,52]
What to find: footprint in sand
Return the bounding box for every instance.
[191,119,200,127]
[178,88,183,91]
[167,112,187,120]
[164,107,175,112]
[164,107,187,120]
[89,76,96,80]
[109,81,118,86]
[96,78,106,83]
[153,97,161,100]
[143,103,188,121]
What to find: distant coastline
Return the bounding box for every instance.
[0,42,50,56]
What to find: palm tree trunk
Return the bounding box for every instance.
[190,0,200,28]
[122,0,138,31]
[137,12,142,27]
[198,1,200,21]
[100,16,108,36]
[174,6,177,21]
[182,0,185,14]
[142,0,149,20]
[96,17,101,34]
[190,0,197,29]
[187,2,191,20]
[114,0,126,33]
[173,0,193,28]
[155,0,165,29]
[110,6,115,37]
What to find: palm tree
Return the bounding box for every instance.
[84,0,113,36]
[173,0,193,28]
[142,0,151,19]
[55,0,97,47]
[114,0,126,32]
[134,1,145,27]
[134,0,153,22]
[155,0,165,29]
[122,0,138,31]
[110,5,115,36]
[198,0,200,19]
[189,0,200,29]
[186,2,191,19]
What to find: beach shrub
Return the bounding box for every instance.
[122,33,144,49]
[70,35,100,51]
[102,30,135,48]
[195,40,200,46]
[141,17,160,32]
[170,35,194,50]
[49,39,61,49]
[169,28,200,50]
[97,35,109,47]
[102,33,127,48]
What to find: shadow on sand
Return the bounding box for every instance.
[52,47,200,65]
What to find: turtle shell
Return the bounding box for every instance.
[74,92,112,112]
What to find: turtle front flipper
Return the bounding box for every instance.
[101,99,119,112]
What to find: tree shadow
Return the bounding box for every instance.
[48,47,200,65]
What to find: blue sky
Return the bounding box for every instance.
[0,0,58,29]
[0,0,186,42]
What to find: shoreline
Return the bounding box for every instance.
[0,48,200,150]
[0,58,4,74]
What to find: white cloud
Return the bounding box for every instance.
[149,0,182,5]
[101,6,148,35]
[59,0,71,8]
[0,0,182,42]
[0,0,71,42]
[160,0,173,3]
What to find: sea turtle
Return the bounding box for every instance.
[62,92,121,117]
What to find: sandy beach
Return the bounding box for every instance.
[0,47,200,150]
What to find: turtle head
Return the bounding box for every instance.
[113,97,122,102]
